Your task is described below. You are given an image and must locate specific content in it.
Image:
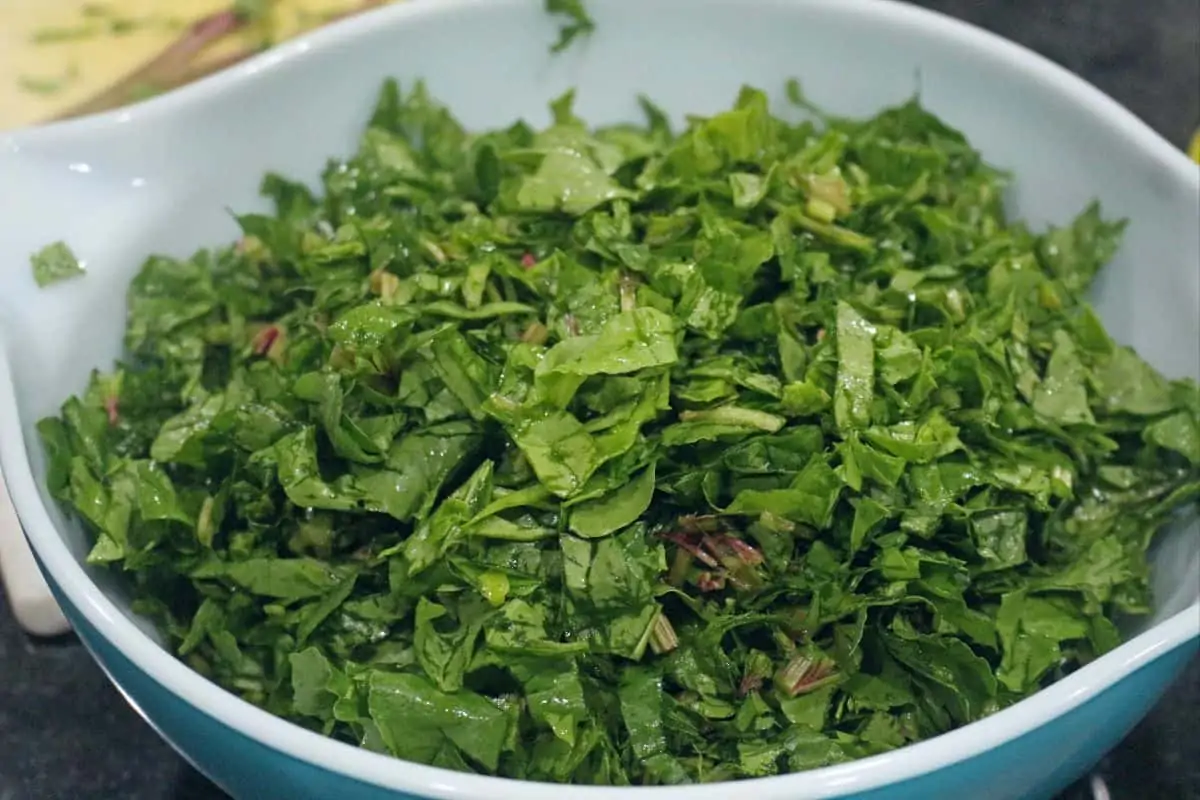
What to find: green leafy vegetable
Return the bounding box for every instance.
[569,463,657,538]
[31,241,85,286]
[545,0,595,54]
[39,72,1198,786]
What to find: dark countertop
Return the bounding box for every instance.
[1,1,1197,798]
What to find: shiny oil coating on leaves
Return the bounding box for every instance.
[38,74,1199,786]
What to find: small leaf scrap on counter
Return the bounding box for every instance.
[38,78,1200,784]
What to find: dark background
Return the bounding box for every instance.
[1,0,1197,798]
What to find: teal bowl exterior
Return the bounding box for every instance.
[44,567,1198,800]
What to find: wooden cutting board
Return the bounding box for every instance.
[0,0,387,130]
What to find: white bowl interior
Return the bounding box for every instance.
[0,0,1197,785]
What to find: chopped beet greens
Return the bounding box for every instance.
[39,78,1199,784]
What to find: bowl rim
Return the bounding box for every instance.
[2,0,1198,798]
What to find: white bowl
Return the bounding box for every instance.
[0,1,1197,798]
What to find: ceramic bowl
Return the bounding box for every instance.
[0,1,1196,798]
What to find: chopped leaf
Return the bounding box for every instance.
[569,463,656,538]
[545,0,595,54]
[31,241,85,286]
